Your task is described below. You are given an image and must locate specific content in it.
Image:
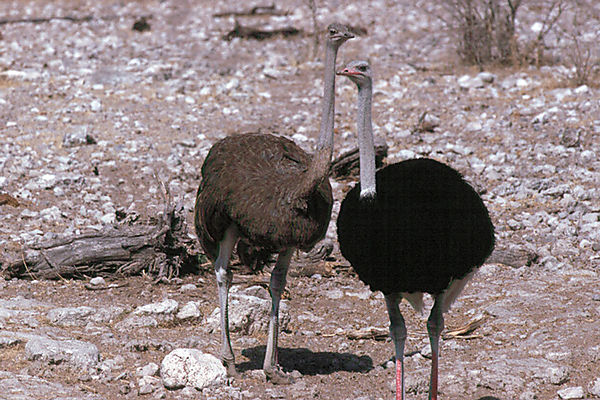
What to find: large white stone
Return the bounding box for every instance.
[161,349,226,390]
[134,299,178,316]
[204,293,289,335]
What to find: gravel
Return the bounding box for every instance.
[1,0,599,399]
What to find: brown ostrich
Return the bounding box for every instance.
[194,24,354,382]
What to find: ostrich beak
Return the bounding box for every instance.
[336,67,360,77]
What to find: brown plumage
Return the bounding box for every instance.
[193,23,354,382]
[195,133,332,263]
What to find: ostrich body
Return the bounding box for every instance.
[194,24,353,382]
[336,61,495,400]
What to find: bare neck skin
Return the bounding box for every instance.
[296,40,339,198]
[356,78,377,199]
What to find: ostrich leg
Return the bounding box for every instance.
[214,226,239,375]
[385,293,407,400]
[427,294,446,400]
[263,248,294,383]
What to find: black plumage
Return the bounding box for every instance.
[335,60,495,400]
[337,158,494,295]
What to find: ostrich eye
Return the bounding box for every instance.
[357,65,367,72]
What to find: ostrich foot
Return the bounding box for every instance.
[222,357,238,377]
[264,366,295,385]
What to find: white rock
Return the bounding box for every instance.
[180,283,197,292]
[89,277,106,286]
[161,349,226,390]
[136,362,160,377]
[40,206,61,221]
[532,111,549,124]
[25,337,99,368]
[589,377,600,397]
[557,386,584,399]
[477,71,496,83]
[0,69,41,81]
[531,22,544,33]
[100,213,115,224]
[548,366,570,385]
[134,299,179,316]
[176,302,202,320]
[224,78,239,91]
[46,306,95,326]
[138,375,162,394]
[90,100,102,112]
[291,133,308,142]
[466,121,482,131]
[204,294,289,334]
[516,78,529,88]
[574,85,589,94]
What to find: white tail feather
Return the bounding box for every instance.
[441,269,477,313]
[401,292,424,313]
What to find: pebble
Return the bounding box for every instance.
[1,2,600,399]
[136,362,160,377]
[90,100,102,112]
[589,377,600,397]
[176,302,202,320]
[180,283,197,292]
[161,349,226,390]
[134,299,179,316]
[25,337,99,368]
[557,386,584,399]
[89,277,106,286]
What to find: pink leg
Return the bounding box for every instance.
[385,294,407,400]
[396,359,404,400]
[427,295,445,400]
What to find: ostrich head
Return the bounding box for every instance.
[336,60,372,87]
[326,23,354,47]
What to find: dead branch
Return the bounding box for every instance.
[0,13,151,26]
[213,4,289,18]
[345,327,389,341]
[0,15,94,25]
[223,20,302,41]
[307,0,319,59]
[1,185,202,280]
[0,193,19,207]
[331,138,388,180]
[487,244,538,268]
[444,314,487,339]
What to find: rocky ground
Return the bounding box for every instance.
[1,0,600,399]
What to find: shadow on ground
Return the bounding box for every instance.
[239,346,373,375]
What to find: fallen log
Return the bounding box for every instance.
[1,185,202,280]
[213,4,289,18]
[331,138,388,180]
[486,244,538,268]
[223,20,301,41]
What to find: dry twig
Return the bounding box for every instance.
[213,4,289,18]
[444,314,487,339]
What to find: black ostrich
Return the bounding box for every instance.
[194,24,354,382]
[336,60,495,400]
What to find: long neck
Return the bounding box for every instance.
[357,80,376,198]
[296,41,338,197]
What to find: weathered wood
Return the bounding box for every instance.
[0,193,19,207]
[223,20,301,41]
[331,138,388,180]
[213,4,290,18]
[1,189,201,280]
[486,244,538,268]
